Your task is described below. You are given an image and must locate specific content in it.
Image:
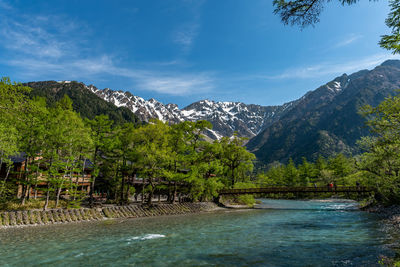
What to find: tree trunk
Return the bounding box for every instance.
[126,182,131,204]
[89,149,97,207]
[20,184,26,202]
[173,182,177,203]
[20,157,30,204]
[231,163,235,187]
[0,165,11,197]
[5,166,11,181]
[142,178,145,203]
[33,161,40,199]
[147,178,154,205]
[120,176,125,205]
[0,153,3,175]
[55,186,61,208]
[167,181,172,202]
[70,170,75,202]
[80,159,86,195]
[113,167,119,202]
[57,159,70,207]
[26,184,31,201]
[43,182,50,210]
[55,180,64,208]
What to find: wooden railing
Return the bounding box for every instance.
[218,186,373,195]
[33,174,92,184]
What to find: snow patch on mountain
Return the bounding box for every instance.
[85,85,298,139]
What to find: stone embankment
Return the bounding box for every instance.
[367,205,400,229]
[0,202,218,227]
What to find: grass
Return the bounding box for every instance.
[0,199,69,211]
[221,194,256,207]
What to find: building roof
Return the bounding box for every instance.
[7,153,93,170]
[9,152,27,163]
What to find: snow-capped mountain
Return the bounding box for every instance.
[26,59,400,163]
[55,69,348,141]
[180,100,296,139]
[86,86,183,123]
[247,60,400,163]
[84,84,297,139]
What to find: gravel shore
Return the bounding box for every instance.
[364,204,400,229]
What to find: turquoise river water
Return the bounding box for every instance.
[0,199,397,266]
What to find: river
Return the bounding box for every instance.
[0,199,396,266]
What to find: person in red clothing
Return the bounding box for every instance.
[329,182,333,191]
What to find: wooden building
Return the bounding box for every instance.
[0,153,93,199]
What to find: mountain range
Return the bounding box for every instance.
[25,60,400,164]
[87,85,298,139]
[247,60,400,163]
[25,81,140,126]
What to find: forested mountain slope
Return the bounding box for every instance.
[25,81,141,125]
[24,60,400,164]
[247,60,400,163]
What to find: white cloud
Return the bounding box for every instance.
[334,34,362,48]
[264,53,400,80]
[134,73,213,95]
[171,0,204,53]
[0,15,79,59]
[6,55,214,96]
[0,0,12,10]
[0,12,214,96]
[173,23,200,51]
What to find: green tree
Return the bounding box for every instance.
[17,97,49,204]
[102,122,137,204]
[328,154,354,185]
[0,78,31,179]
[233,182,257,206]
[86,115,113,206]
[315,155,328,184]
[298,157,317,186]
[219,135,256,187]
[167,121,196,202]
[284,158,299,186]
[133,120,171,204]
[42,95,92,209]
[264,162,286,185]
[187,141,224,201]
[273,0,400,54]
[358,93,400,203]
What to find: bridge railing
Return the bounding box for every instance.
[218,186,373,195]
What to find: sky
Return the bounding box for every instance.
[0,0,398,108]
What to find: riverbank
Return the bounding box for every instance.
[0,202,221,228]
[364,204,400,229]
[362,204,400,265]
[0,199,386,266]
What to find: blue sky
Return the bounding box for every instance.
[0,0,398,107]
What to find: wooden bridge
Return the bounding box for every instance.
[218,186,374,195]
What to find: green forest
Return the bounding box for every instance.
[1,77,400,210]
[0,78,256,209]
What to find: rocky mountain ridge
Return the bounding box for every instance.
[85,84,298,139]
[55,63,354,141]
[30,59,400,164]
[247,59,400,163]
